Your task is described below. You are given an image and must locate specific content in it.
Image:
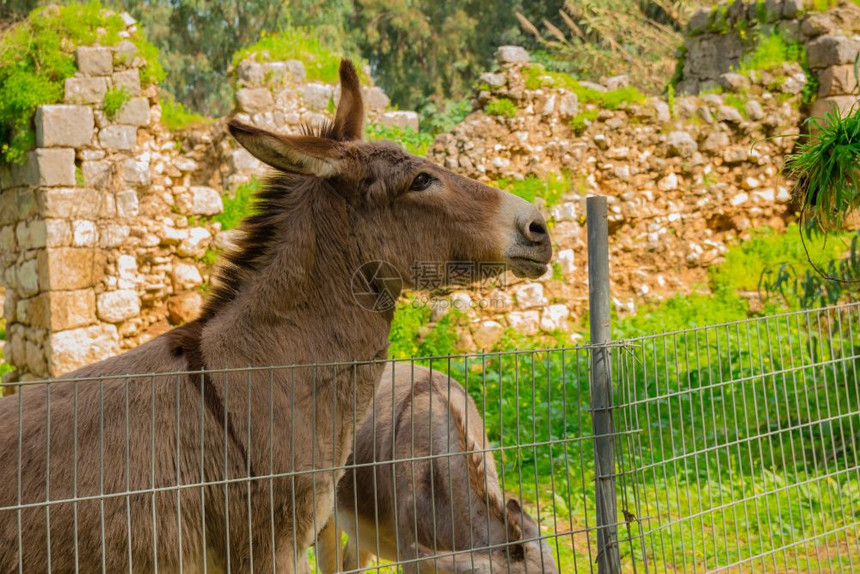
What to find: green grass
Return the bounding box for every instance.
[0,1,163,164]
[160,95,213,131]
[569,108,600,133]
[496,172,569,208]
[524,64,645,110]
[485,98,517,118]
[365,123,434,156]
[739,32,804,73]
[783,105,860,233]
[231,27,367,85]
[103,86,129,121]
[214,177,261,231]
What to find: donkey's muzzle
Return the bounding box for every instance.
[507,212,552,278]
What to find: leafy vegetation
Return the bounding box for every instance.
[496,172,569,208]
[365,123,434,156]
[160,95,213,131]
[103,87,130,121]
[485,98,518,118]
[784,105,860,233]
[214,177,262,231]
[739,31,803,73]
[525,64,645,110]
[0,1,162,164]
[232,27,366,85]
[418,99,472,136]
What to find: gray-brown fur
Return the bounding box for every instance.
[0,60,551,573]
[317,364,559,573]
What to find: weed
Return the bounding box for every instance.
[214,177,261,231]
[103,86,129,121]
[365,123,434,156]
[160,96,213,131]
[496,172,569,208]
[485,98,517,118]
[232,27,367,85]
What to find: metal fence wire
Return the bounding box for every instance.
[1,304,859,573]
[0,195,858,574]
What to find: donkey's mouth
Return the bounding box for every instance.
[507,257,549,279]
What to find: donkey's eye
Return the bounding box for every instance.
[409,173,435,192]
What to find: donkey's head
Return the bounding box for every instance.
[411,498,559,573]
[227,60,551,306]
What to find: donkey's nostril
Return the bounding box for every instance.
[529,221,547,236]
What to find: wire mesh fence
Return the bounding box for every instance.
[1,303,859,572]
[616,303,860,573]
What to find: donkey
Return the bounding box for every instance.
[0,60,551,573]
[316,363,559,573]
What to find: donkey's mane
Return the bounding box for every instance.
[200,174,305,321]
[300,118,339,140]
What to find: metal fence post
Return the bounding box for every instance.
[587,196,621,574]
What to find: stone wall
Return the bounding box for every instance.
[680,0,859,120]
[426,44,808,348]
[0,17,414,380]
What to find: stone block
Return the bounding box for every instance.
[26,341,47,376]
[71,220,97,247]
[48,324,119,376]
[98,224,130,248]
[64,76,108,104]
[116,189,139,218]
[81,160,111,189]
[112,69,142,96]
[818,65,859,97]
[300,84,334,110]
[37,248,98,291]
[29,289,96,330]
[122,157,150,186]
[809,96,860,121]
[236,60,264,85]
[35,105,94,148]
[38,188,102,219]
[114,97,150,126]
[76,46,113,76]
[97,290,140,323]
[168,291,203,324]
[807,36,860,69]
[229,148,261,173]
[99,125,137,150]
[17,259,39,297]
[688,8,710,34]
[507,310,539,336]
[171,263,203,291]
[495,46,529,65]
[236,87,274,114]
[43,219,72,247]
[362,86,390,111]
[112,40,138,65]
[666,131,698,158]
[472,320,504,350]
[379,111,419,132]
[32,148,75,187]
[177,186,223,216]
[176,227,211,258]
[558,93,579,118]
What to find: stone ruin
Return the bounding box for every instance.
[680,0,859,120]
[0,2,858,377]
[0,15,419,380]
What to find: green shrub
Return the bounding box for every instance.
[231,28,366,85]
[418,98,472,136]
[103,86,129,120]
[388,303,464,359]
[496,172,569,208]
[569,109,599,133]
[215,177,261,231]
[160,96,213,131]
[524,64,645,110]
[485,98,517,118]
[0,1,163,164]
[710,224,849,293]
[783,105,860,232]
[739,32,803,73]
[365,123,434,156]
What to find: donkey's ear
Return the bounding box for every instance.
[331,59,364,141]
[228,120,343,177]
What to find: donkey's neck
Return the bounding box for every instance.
[201,177,394,367]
